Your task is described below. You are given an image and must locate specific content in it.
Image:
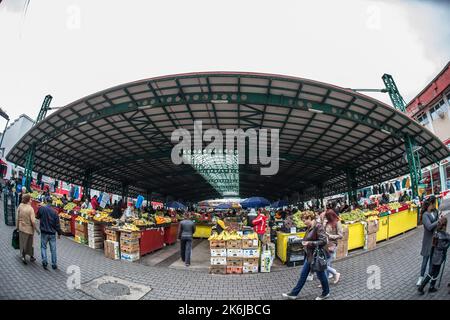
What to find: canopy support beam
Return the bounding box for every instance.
[82,169,92,200]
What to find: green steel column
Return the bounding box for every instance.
[346,168,357,204]
[24,144,36,191]
[404,135,420,198]
[82,169,92,199]
[317,184,324,209]
[121,182,129,201]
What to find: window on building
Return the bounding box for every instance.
[429,99,448,120]
[417,113,429,126]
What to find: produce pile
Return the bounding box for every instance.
[59,212,72,220]
[208,230,242,241]
[93,212,116,223]
[63,202,77,211]
[155,216,172,225]
[75,216,89,223]
[120,223,140,232]
[292,211,307,229]
[30,191,40,200]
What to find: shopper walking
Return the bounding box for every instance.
[417,196,439,285]
[178,213,196,267]
[16,194,39,264]
[418,216,450,294]
[36,198,62,270]
[282,211,330,300]
[324,209,343,284]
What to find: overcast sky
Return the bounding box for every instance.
[0,0,449,128]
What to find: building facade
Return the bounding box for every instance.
[406,61,450,193]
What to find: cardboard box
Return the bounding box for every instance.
[210,249,227,257]
[366,220,379,234]
[106,234,120,242]
[242,239,259,249]
[104,240,120,260]
[210,257,227,265]
[120,243,140,253]
[227,257,243,267]
[120,252,140,262]
[120,238,140,246]
[210,240,226,249]
[341,226,349,241]
[366,233,377,251]
[226,249,244,258]
[242,258,259,267]
[242,248,259,258]
[209,265,227,275]
[335,239,348,260]
[260,251,272,273]
[242,265,258,273]
[120,231,141,240]
[226,266,243,274]
[226,240,242,249]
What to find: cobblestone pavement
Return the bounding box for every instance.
[1,210,449,300]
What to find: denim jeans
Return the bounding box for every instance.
[180,238,192,265]
[290,261,330,297]
[326,251,337,278]
[41,233,57,267]
[420,255,432,277]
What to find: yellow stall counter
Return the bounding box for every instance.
[347,222,365,251]
[376,216,389,242]
[193,224,213,238]
[276,231,306,263]
[388,207,417,238]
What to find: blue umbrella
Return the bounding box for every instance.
[271,200,288,208]
[216,203,232,210]
[166,201,187,210]
[240,197,270,209]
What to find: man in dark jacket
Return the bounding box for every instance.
[417,196,439,285]
[36,199,62,270]
[178,213,196,267]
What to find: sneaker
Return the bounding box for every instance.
[416,276,423,286]
[307,274,314,281]
[333,273,341,284]
[315,294,330,300]
[42,263,48,270]
[185,264,190,267]
[52,265,58,270]
[417,286,425,295]
[22,257,27,265]
[428,287,438,293]
[282,293,297,300]
[30,257,36,262]
[317,284,322,288]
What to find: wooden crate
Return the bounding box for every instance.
[120,231,141,240]
[120,243,140,253]
[227,257,243,267]
[120,238,140,246]
[226,240,242,249]
[242,239,259,249]
[210,257,227,265]
[243,265,258,274]
[226,266,243,274]
[210,240,226,249]
[227,249,243,258]
[210,249,227,257]
[209,265,227,275]
[106,234,120,242]
[242,258,259,267]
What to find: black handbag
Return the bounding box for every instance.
[12,229,20,250]
[311,247,328,272]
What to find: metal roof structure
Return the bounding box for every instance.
[7,72,449,202]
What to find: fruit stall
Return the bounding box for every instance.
[275,202,418,264]
[192,213,214,239]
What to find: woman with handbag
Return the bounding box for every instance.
[282,211,330,300]
[324,209,343,284]
[16,193,39,264]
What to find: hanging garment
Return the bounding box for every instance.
[381,184,385,194]
[395,180,401,191]
[405,177,411,189]
[402,178,407,189]
[389,183,395,194]
[373,185,379,195]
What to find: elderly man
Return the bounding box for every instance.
[178,213,196,267]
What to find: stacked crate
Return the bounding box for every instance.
[365,220,379,251]
[336,226,349,260]
[120,231,140,262]
[209,239,227,274]
[74,221,88,244]
[226,239,243,274]
[104,228,120,260]
[59,217,72,235]
[88,222,104,249]
[242,238,260,273]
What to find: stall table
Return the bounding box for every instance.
[193,223,213,238]
[140,228,165,256]
[388,207,418,238]
[347,222,365,251]
[164,222,179,245]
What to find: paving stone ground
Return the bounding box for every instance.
[1,206,449,300]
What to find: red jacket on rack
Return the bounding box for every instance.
[252,213,268,235]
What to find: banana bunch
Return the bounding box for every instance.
[366,215,379,221]
[133,219,153,227]
[64,202,77,211]
[52,198,63,207]
[121,223,140,232]
[222,231,242,241]
[242,232,258,240]
[364,210,379,217]
[75,216,88,223]
[388,202,401,210]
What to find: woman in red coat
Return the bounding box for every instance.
[252,210,268,242]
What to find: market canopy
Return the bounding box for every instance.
[165,201,187,210]
[7,72,449,201]
[241,197,271,209]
